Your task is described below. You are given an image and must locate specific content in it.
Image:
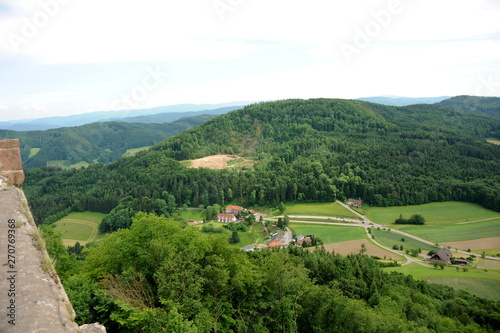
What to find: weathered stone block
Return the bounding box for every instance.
[0,139,25,185]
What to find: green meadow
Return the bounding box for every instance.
[276,202,358,219]
[54,211,106,246]
[365,202,500,225]
[372,228,438,252]
[122,146,152,157]
[178,208,206,221]
[291,224,366,244]
[386,263,500,301]
[400,218,500,243]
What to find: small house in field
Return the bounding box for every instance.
[347,199,363,209]
[226,205,244,215]
[268,241,283,249]
[217,213,237,223]
[294,234,305,242]
[297,237,312,247]
[454,258,469,266]
[430,247,453,264]
[240,245,255,252]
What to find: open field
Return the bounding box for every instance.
[29,148,40,158]
[122,146,152,157]
[54,212,106,246]
[178,208,206,221]
[182,154,253,170]
[487,139,500,145]
[365,202,500,225]
[386,263,500,301]
[443,237,500,251]
[276,202,359,218]
[317,239,400,260]
[401,219,500,243]
[371,228,438,252]
[291,224,365,244]
[235,223,267,247]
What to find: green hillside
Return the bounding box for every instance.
[0,114,216,168]
[23,99,500,227]
[438,95,500,118]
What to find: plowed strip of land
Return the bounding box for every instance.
[443,237,500,250]
[308,239,399,260]
[185,155,243,169]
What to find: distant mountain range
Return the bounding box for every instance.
[0,102,249,131]
[0,114,219,168]
[356,96,451,106]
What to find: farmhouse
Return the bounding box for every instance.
[226,205,244,215]
[217,213,237,223]
[296,237,312,247]
[294,234,305,242]
[347,198,363,209]
[268,241,283,249]
[430,247,453,264]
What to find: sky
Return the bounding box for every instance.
[0,0,499,122]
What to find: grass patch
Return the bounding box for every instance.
[70,161,90,169]
[365,201,500,225]
[227,158,244,166]
[289,218,355,223]
[291,224,366,243]
[178,209,206,221]
[233,223,267,247]
[400,218,500,243]
[386,263,500,301]
[180,161,192,167]
[122,146,152,157]
[371,228,438,252]
[29,148,40,158]
[47,160,70,168]
[54,212,106,246]
[273,202,358,219]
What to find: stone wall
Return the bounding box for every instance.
[0,139,25,185]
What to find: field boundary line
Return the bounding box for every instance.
[456,217,500,224]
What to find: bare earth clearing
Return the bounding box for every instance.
[184,154,252,169]
[443,237,500,251]
[487,139,500,145]
[309,239,399,260]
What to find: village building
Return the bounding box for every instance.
[226,205,245,215]
[268,241,283,249]
[347,198,363,209]
[240,245,255,252]
[454,258,469,266]
[294,234,305,242]
[296,237,312,247]
[430,247,453,264]
[217,213,237,223]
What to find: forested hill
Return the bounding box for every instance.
[0,114,216,168]
[438,95,500,118]
[23,99,500,224]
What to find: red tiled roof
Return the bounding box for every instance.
[226,205,244,211]
[268,241,283,248]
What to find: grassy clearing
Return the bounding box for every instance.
[487,139,500,145]
[371,228,438,252]
[365,202,500,225]
[386,263,500,301]
[178,209,206,221]
[400,219,500,243]
[234,223,267,247]
[70,161,90,169]
[47,160,70,168]
[54,212,106,246]
[29,148,40,158]
[291,224,365,244]
[122,146,152,157]
[180,161,192,167]
[273,202,358,218]
[289,218,355,223]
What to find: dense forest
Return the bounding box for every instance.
[22,99,500,229]
[41,213,500,332]
[438,96,500,118]
[0,114,216,168]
